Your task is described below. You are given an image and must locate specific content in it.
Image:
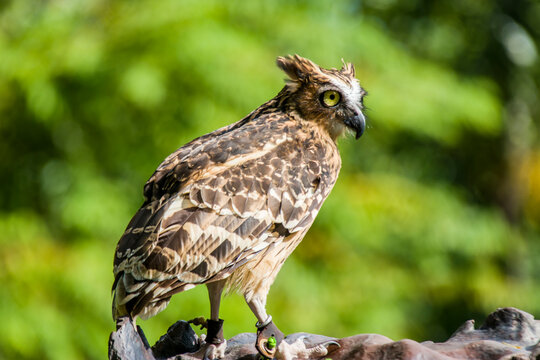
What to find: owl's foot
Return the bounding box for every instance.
[255,316,339,360]
[274,337,340,360]
[188,339,227,360]
[256,316,284,359]
[188,318,226,359]
[203,339,227,360]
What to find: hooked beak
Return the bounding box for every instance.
[344,111,366,139]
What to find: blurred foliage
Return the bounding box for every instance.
[1,0,539,359]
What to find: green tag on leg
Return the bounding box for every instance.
[266,335,277,349]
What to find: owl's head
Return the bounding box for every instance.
[276,55,366,140]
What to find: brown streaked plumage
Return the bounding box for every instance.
[112,55,366,359]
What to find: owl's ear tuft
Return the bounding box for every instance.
[340,59,355,78]
[276,55,320,83]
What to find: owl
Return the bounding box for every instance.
[112,55,366,359]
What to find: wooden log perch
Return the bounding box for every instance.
[108,307,540,360]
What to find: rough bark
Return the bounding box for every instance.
[109,307,540,360]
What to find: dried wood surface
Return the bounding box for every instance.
[109,307,540,360]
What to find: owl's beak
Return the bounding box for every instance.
[344,111,366,139]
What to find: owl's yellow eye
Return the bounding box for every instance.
[320,90,341,107]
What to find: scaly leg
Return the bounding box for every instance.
[204,280,227,360]
[246,294,284,359]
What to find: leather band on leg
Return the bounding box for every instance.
[206,319,225,345]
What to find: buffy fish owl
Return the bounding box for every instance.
[112,55,367,359]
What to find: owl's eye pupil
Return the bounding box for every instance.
[320,90,341,107]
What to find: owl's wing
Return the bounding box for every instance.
[113,114,337,318]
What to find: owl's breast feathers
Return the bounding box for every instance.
[112,110,341,319]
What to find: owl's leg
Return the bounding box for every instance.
[204,280,227,360]
[190,280,227,360]
[246,295,284,359]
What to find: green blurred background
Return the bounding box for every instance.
[1,0,540,359]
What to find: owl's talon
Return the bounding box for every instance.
[189,338,227,360]
[319,340,340,350]
[202,340,227,360]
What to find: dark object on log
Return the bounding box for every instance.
[108,307,540,359]
[152,321,200,358]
